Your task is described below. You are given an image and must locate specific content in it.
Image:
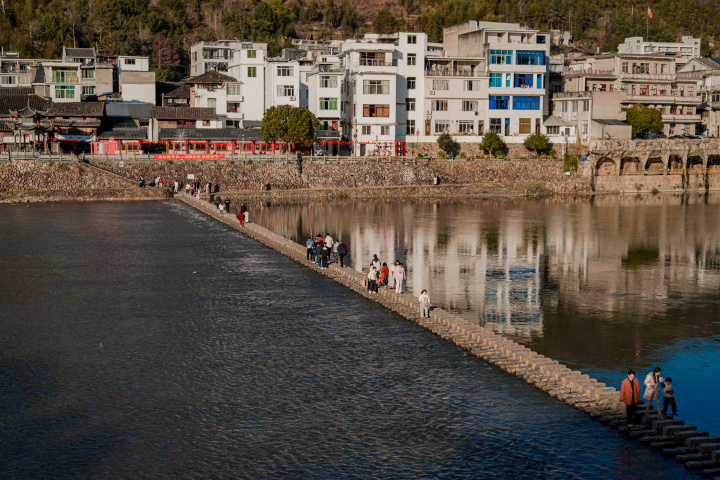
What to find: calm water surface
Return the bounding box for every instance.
[252,194,720,436]
[0,201,701,479]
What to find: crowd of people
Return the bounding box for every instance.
[620,367,678,425]
[306,234,348,270]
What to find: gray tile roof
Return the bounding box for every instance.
[105,102,154,118]
[159,128,262,140]
[152,106,216,120]
[0,94,51,116]
[64,47,96,58]
[0,87,34,96]
[184,71,237,85]
[97,127,148,139]
[48,101,105,117]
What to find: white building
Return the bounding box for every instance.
[266,59,301,108]
[617,36,701,66]
[227,43,268,126]
[190,41,240,76]
[306,55,347,153]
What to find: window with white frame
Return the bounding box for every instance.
[462,100,477,112]
[55,85,75,98]
[207,98,216,109]
[381,125,390,135]
[227,84,241,96]
[363,79,390,94]
[464,80,481,91]
[458,120,474,133]
[432,79,449,90]
[432,100,448,111]
[82,86,95,95]
[362,125,372,135]
[407,34,417,44]
[319,97,338,110]
[320,76,337,88]
[489,118,502,133]
[547,126,560,135]
[277,66,294,76]
[277,85,295,96]
[82,69,95,79]
[247,50,257,58]
[407,54,416,66]
[406,98,416,111]
[407,77,416,89]
[248,67,257,77]
[434,121,449,133]
[407,120,416,135]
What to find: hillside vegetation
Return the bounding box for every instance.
[1,0,718,80]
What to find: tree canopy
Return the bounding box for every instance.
[479,131,507,158]
[523,132,550,155]
[436,132,459,157]
[626,104,664,136]
[261,105,319,148]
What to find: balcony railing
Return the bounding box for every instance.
[662,114,701,122]
[624,94,701,104]
[619,72,675,81]
[424,69,478,77]
[311,65,345,74]
[562,69,615,77]
[359,59,391,67]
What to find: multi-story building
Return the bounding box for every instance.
[617,36,701,66]
[306,54,346,152]
[227,43,268,125]
[184,70,243,129]
[266,59,301,109]
[677,58,720,136]
[562,54,701,136]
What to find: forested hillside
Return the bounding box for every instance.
[1,0,719,80]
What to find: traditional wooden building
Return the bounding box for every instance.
[47,101,104,153]
[0,89,52,151]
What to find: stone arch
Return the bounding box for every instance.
[708,155,720,173]
[596,157,616,176]
[620,156,642,175]
[645,157,664,175]
[688,155,704,173]
[668,154,683,174]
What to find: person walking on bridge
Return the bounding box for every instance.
[337,239,348,267]
[620,369,640,425]
[395,262,406,294]
[644,367,665,419]
[418,289,430,317]
[306,237,315,261]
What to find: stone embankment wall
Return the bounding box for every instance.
[0,158,591,197]
[180,192,720,474]
[416,141,583,160]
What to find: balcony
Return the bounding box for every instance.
[624,94,701,104]
[618,72,675,82]
[424,68,480,77]
[662,114,701,122]
[562,69,615,78]
[311,65,345,74]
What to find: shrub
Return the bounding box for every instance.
[562,154,578,172]
[58,163,69,172]
[524,132,550,155]
[436,132,459,157]
[479,131,507,158]
[458,151,466,159]
[549,149,557,158]
[437,151,446,159]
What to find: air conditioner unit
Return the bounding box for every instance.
[429,90,435,95]
[474,111,479,116]
[290,96,296,101]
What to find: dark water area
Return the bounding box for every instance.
[252,194,720,436]
[0,201,701,479]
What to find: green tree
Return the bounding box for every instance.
[523,132,549,156]
[372,9,398,34]
[436,132,459,157]
[626,103,664,137]
[261,105,319,148]
[479,131,507,158]
[252,2,276,40]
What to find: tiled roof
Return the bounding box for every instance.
[0,87,35,96]
[65,47,96,58]
[184,71,237,85]
[0,94,51,116]
[51,118,102,127]
[97,127,148,139]
[152,106,216,120]
[105,102,154,118]
[159,128,261,140]
[694,58,720,70]
[33,66,45,84]
[157,82,191,99]
[48,101,105,117]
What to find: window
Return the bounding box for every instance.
[516,51,546,66]
[537,35,546,44]
[407,34,417,44]
[363,104,390,117]
[478,121,484,134]
[55,86,75,98]
[124,58,135,65]
[207,98,216,109]
[489,50,513,65]
[202,120,210,126]
[464,80,481,91]
[459,120,474,134]
[407,77,416,89]
[82,69,95,79]
[434,121,449,133]
[582,122,588,134]
[320,76,337,88]
[622,62,629,73]
[407,54,416,66]
[462,100,477,112]
[519,118,531,134]
[381,126,390,135]
[248,67,257,77]
[406,98,416,111]
[193,52,197,62]
[505,118,510,136]
[247,50,257,58]
[227,84,241,96]
[363,79,390,94]
[362,125,372,135]
[277,85,295,96]
[571,101,578,112]
[547,126,560,135]
[52,68,77,83]
[489,118,502,133]
[537,74,543,89]
[82,86,95,95]
[277,66,294,76]
[432,79,449,90]
[561,101,568,113]
[489,95,509,109]
[490,73,502,88]
[432,100,448,111]
[506,73,511,87]
[514,74,533,88]
[407,120,416,135]
[319,97,338,110]
[513,96,540,110]
[582,100,589,111]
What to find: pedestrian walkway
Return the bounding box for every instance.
[177,193,720,478]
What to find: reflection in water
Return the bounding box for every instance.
[253,193,720,435]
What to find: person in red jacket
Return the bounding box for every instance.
[620,369,640,425]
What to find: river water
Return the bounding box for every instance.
[0,199,712,479]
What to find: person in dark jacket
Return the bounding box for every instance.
[337,240,348,267]
[320,242,330,269]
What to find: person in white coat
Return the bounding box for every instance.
[644,367,664,419]
[395,263,406,294]
[418,290,430,317]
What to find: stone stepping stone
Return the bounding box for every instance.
[629,429,655,439]
[663,447,688,458]
[686,460,717,471]
[700,467,720,477]
[650,441,676,451]
[665,425,696,437]
[641,435,667,444]
[676,453,711,464]
[675,430,708,444]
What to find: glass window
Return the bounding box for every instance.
[516,51,546,66]
[362,125,372,135]
[490,73,502,88]
[227,84,241,96]
[547,126,560,135]
[519,118,531,134]
[488,50,513,65]
[52,68,78,83]
[277,66,294,76]
[464,80,481,91]
[82,69,95,79]
[432,100,448,111]
[458,120,474,134]
[55,85,75,98]
[432,79,449,90]
[248,67,257,78]
[537,74,543,89]
[489,118,502,133]
[506,74,511,87]
[207,98,216,109]
[514,74,533,88]
[434,121,449,133]
[462,100,477,112]
[247,50,257,58]
[363,80,390,94]
[407,77,416,89]
[381,125,390,135]
[82,86,95,95]
[561,101,568,112]
[277,85,295,97]
[407,120,416,135]
[363,105,390,117]
[489,95,509,110]
[406,98,416,111]
[513,96,540,110]
[320,97,338,110]
[407,54,416,66]
[537,35,546,44]
[407,35,417,44]
[320,76,337,88]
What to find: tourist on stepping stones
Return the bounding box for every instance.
[620,369,640,425]
[644,367,665,419]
